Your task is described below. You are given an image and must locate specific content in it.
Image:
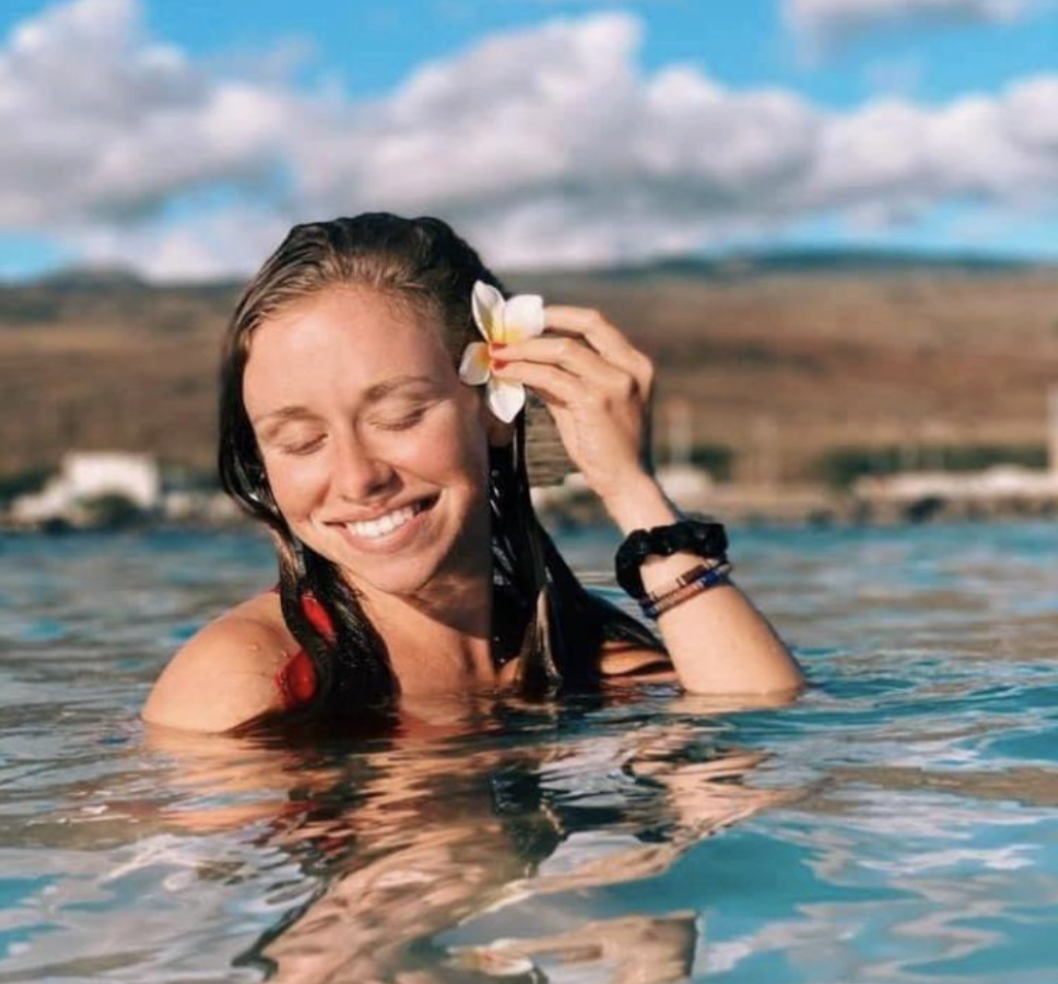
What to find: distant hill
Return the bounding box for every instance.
[8,247,1050,293]
[529,247,1046,282]
[2,257,1057,484]
[32,265,151,291]
[713,247,1040,275]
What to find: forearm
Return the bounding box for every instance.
[603,475,804,698]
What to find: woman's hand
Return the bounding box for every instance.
[496,303,804,698]
[493,305,657,513]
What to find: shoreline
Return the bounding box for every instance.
[3,481,1055,536]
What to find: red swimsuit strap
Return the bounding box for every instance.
[272,589,334,709]
[269,586,336,640]
[300,593,336,642]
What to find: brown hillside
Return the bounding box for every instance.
[2,267,1057,484]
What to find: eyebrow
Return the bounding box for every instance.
[251,375,437,428]
[362,374,436,403]
[251,405,318,429]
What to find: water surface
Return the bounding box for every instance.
[1,522,1056,982]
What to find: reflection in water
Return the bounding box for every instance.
[7,526,1056,982]
[143,696,794,983]
[829,765,1058,808]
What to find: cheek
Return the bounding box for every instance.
[260,452,327,517]
[413,424,486,485]
[444,401,491,482]
[390,402,490,491]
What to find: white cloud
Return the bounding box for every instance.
[806,78,1058,219]
[274,13,828,265]
[3,0,1057,279]
[69,206,292,282]
[294,10,1056,266]
[0,0,295,228]
[785,0,1035,55]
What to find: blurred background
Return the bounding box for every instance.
[1,0,1057,528]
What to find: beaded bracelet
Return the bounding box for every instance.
[639,561,732,620]
[641,559,727,604]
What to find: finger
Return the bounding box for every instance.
[543,305,635,355]
[492,360,581,408]
[543,305,654,397]
[498,335,632,393]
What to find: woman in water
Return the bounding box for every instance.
[143,213,803,733]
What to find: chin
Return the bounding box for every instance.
[348,562,445,599]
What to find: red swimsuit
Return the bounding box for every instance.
[274,593,332,710]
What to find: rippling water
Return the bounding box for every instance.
[1,522,1056,983]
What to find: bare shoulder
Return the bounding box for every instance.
[597,640,677,684]
[142,592,298,733]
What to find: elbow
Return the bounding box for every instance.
[677,672,806,711]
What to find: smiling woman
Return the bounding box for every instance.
[141,213,802,734]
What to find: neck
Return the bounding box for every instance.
[350,525,500,694]
[370,585,498,694]
[369,566,493,637]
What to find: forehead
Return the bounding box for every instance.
[243,287,454,407]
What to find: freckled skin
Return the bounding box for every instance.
[243,287,494,605]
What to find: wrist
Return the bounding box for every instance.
[601,473,679,534]
[613,515,730,602]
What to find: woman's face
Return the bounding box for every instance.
[243,286,493,598]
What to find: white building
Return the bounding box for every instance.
[857,383,1058,507]
[1050,385,1058,476]
[12,451,160,524]
[855,465,1058,504]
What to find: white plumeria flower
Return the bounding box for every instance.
[458,280,545,423]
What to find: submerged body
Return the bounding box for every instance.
[148,586,676,733]
[143,215,802,734]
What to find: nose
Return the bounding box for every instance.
[329,431,397,503]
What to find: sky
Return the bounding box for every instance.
[1,0,1056,281]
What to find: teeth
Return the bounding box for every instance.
[347,503,420,540]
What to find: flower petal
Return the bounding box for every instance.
[502,294,545,344]
[486,378,526,423]
[458,341,491,385]
[472,281,505,342]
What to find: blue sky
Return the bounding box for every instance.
[149,0,1057,106]
[1,0,1056,280]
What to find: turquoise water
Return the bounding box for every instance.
[1,522,1056,983]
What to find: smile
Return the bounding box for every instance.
[347,501,424,539]
[328,495,439,549]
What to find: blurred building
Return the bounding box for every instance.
[1050,386,1058,476]
[12,451,160,525]
[855,465,1058,503]
[850,385,1058,520]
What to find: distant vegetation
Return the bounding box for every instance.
[819,444,1049,489]
[0,468,52,506]
[549,247,1041,282]
[688,444,734,481]
[79,493,145,530]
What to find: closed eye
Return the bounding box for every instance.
[280,434,326,456]
[369,407,428,432]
